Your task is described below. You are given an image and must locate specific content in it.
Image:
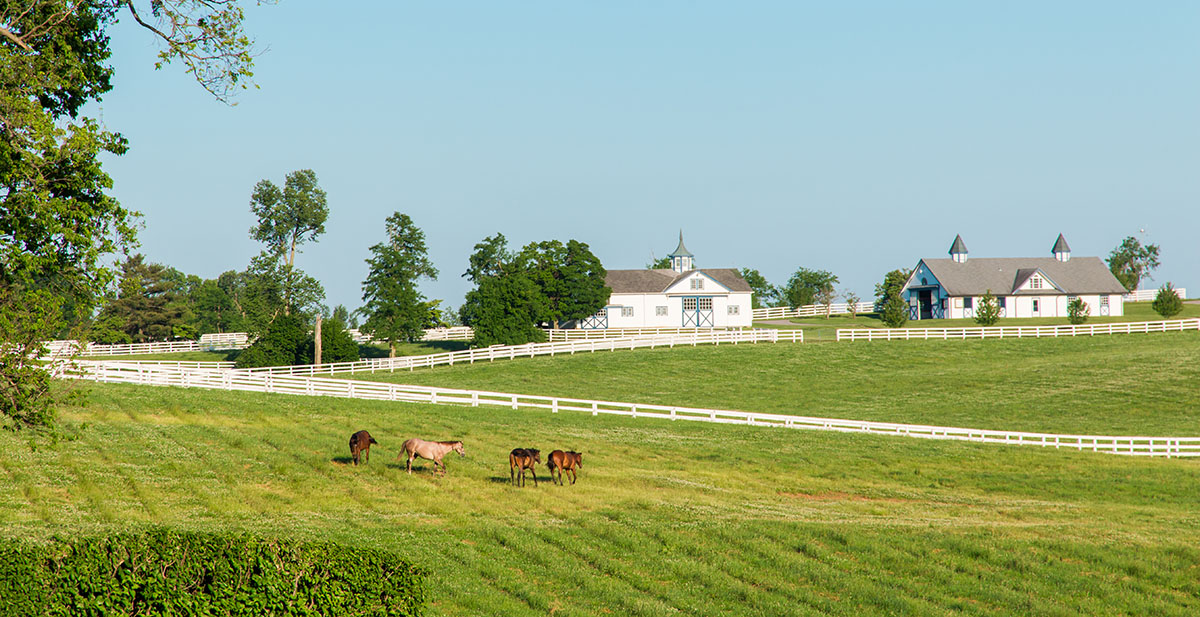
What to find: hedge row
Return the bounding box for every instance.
[0,529,427,616]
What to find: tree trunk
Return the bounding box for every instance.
[389,341,396,358]
[314,314,322,367]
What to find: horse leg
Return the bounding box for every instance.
[406,453,413,474]
[531,467,538,487]
[510,464,516,486]
[364,447,369,464]
[569,468,576,485]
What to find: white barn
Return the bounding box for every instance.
[902,234,1127,320]
[575,234,754,329]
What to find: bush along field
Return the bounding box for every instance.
[2,380,1198,616]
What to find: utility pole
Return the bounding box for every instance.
[314,314,323,367]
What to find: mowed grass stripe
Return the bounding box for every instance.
[4,383,1199,615]
[348,330,1200,436]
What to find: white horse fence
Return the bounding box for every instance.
[64,361,1200,458]
[1124,288,1187,302]
[836,319,1200,342]
[753,302,875,321]
[241,329,804,377]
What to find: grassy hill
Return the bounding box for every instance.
[349,330,1200,436]
[2,383,1198,616]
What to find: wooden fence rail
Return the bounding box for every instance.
[65,362,1200,458]
[545,327,743,341]
[836,319,1200,342]
[241,329,804,377]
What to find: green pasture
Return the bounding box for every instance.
[351,330,1200,436]
[2,383,1198,616]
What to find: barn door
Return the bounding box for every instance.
[682,297,714,327]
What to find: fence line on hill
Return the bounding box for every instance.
[836,318,1200,342]
[1124,288,1187,302]
[64,361,1200,458]
[752,302,875,321]
[240,329,804,377]
[545,327,743,341]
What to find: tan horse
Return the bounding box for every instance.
[349,430,377,466]
[401,438,465,475]
[547,450,583,485]
[509,448,541,487]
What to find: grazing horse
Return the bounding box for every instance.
[547,450,583,485]
[509,448,541,487]
[349,430,378,466]
[401,438,465,475]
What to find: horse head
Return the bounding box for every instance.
[453,442,465,457]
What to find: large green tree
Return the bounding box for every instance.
[781,267,838,309]
[359,212,439,357]
[1106,236,1160,292]
[97,254,187,342]
[248,169,328,316]
[0,0,259,430]
[516,239,609,329]
[739,268,780,309]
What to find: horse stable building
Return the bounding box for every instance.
[901,234,1127,321]
[573,233,754,329]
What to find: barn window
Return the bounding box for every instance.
[727,305,740,316]
[621,307,634,317]
[690,278,704,290]
[998,297,1006,308]
[656,306,668,316]
[964,297,973,309]
[1032,299,1040,312]
[683,298,697,311]
[1030,277,1043,290]
[1100,295,1109,308]
[698,298,713,311]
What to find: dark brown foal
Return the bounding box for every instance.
[509,448,541,487]
[349,430,378,466]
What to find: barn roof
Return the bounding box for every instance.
[606,268,752,294]
[919,257,1126,296]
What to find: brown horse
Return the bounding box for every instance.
[547,450,583,485]
[509,448,541,487]
[349,430,377,466]
[401,438,465,475]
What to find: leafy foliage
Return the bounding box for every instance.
[1152,283,1183,319]
[1106,236,1160,292]
[97,254,188,342]
[461,233,606,345]
[0,528,427,616]
[646,255,672,269]
[360,213,439,356]
[1067,297,1090,325]
[782,268,838,309]
[874,269,911,307]
[516,239,609,329]
[740,268,780,309]
[303,315,359,364]
[842,291,861,319]
[879,292,909,328]
[233,313,308,368]
[974,290,1001,326]
[248,169,328,315]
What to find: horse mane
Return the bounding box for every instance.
[439,441,462,446]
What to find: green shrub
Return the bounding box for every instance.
[879,291,909,328]
[302,316,360,364]
[235,313,309,368]
[0,529,427,616]
[1152,283,1183,318]
[974,290,1001,326]
[1067,297,1090,325]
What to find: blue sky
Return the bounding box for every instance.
[94,2,1200,313]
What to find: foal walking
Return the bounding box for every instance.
[509,448,541,487]
[349,430,377,466]
[547,450,583,485]
[401,438,465,476]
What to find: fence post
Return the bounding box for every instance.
[591,402,598,416]
[552,399,558,413]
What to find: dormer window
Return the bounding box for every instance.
[690,278,704,290]
[1029,277,1043,290]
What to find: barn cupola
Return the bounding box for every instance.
[1052,233,1071,262]
[948,234,969,264]
[668,230,695,273]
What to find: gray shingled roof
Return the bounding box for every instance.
[948,235,968,255]
[1052,234,1071,254]
[606,268,752,294]
[920,257,1126,296]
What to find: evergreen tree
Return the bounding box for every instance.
[879,291,909,328]
[974,291,1001,326]
[1152,283,1183,318]
[359,213,439,357]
